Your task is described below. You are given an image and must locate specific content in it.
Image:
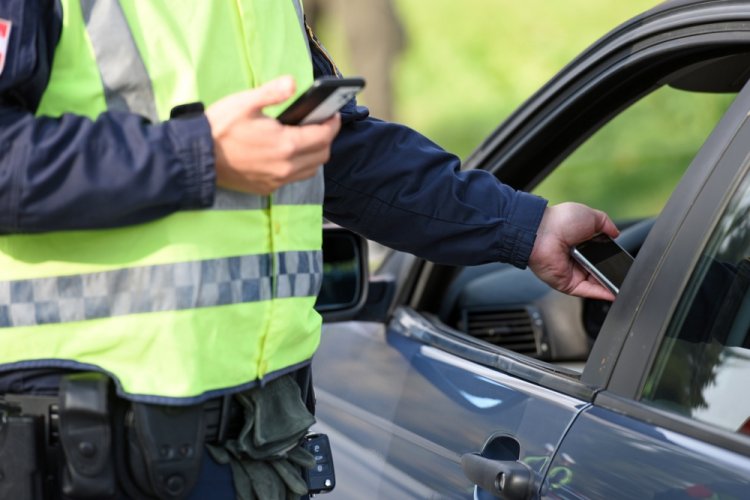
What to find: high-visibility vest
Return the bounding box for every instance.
[0,0,322,404]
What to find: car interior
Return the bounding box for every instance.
[379,48,750,375]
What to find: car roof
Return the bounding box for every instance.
[653,0,730,12]
[641,0,748,19]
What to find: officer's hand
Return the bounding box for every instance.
[528,202,620,301]
[206,75,341,195]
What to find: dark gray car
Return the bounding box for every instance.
[313,1,750,497]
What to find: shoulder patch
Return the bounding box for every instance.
[0,19,12,76]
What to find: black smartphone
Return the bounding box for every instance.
[277,76,365,125]
[571,234,634,295]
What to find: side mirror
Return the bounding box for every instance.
[315,224,369,321]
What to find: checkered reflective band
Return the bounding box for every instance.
[0,250,322,328]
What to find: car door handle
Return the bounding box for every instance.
[461,452,535,500]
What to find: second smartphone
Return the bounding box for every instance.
[571,234,634,295]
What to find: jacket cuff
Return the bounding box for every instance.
[496,191,548,269]
[165,114,216,209]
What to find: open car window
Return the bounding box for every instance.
[534,86,734,221]
[429,50,750,385]
[408,5,750,397]
[437,83,737,370]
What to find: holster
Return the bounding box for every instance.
[0,401,45,500]
[58,372,117,499]
[125,402,206,499]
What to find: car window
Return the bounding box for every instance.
[640,168,750,436]
[443,86,736,368]
[534,86,734,221]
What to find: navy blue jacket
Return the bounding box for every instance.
[0,0,546,267]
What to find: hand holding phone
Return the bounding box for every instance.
[571,234,634,295]
[207,76,343,195]
[277,76,365,125]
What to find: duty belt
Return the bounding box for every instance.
[0,372,244,499]
[3,391,243,445]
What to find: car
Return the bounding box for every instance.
[312,1,750,498]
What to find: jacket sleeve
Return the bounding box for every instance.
[308,31,547,268]
[0,0,215,234]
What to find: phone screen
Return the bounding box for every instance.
[572,234,634,293]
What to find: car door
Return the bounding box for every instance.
[313,2,750,498]
[543,72,750,500]
[315,314,592,498]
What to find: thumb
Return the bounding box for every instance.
[593,209,620,239]
[246,76,297,112]
[239,75,297,117]
[208,76,297,121]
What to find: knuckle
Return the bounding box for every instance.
[276,138,297,160]
[277,162,296,180]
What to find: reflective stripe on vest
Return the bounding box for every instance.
[80,0,159,121]
[0,251,322,327]
[0,0,323,404]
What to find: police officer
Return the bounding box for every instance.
[0,1,617,498]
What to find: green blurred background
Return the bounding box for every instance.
[312,0,735,222]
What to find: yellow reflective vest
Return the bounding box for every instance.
[0,0,322,403]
